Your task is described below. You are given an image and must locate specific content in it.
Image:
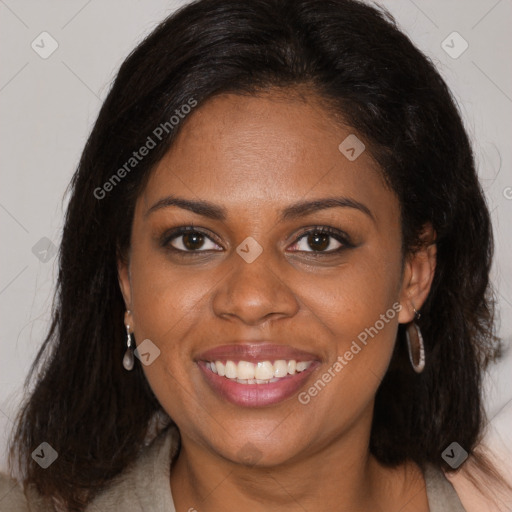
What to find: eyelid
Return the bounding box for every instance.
[289,225,354,252]
[159,225,224,252]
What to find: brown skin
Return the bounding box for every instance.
[118,90,437,512]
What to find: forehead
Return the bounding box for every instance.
[138,91,396,222]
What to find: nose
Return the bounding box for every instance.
[212,247,299,326]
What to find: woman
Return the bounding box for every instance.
[0,0,508,510]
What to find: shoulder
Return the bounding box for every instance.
[424,464,466,512]
[0,423,180,512]
[0,471,54,512]
[84,424,180,511]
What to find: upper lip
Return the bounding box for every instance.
[196,341,321,363]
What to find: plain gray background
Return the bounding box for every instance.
[1,0,511,496]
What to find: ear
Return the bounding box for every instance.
[117,251,133,312]
[398,223,437,324]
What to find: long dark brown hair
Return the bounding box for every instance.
[7,0,505,509]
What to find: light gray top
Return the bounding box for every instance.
[0,425,466,511]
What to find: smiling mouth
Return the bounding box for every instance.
[197,358,320,407]
[195,342,321,406]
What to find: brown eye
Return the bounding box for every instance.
[161,226,222,253]
[288,226,353,254]
[306,232,331,252]
[181,232,206,250]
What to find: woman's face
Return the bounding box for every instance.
[119,90,434,467]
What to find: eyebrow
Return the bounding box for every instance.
[145,194,374,222]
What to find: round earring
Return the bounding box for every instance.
[123,314,134,371]
[405,306,425,373]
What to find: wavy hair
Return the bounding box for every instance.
[8,0,503,509]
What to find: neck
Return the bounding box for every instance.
[169,410,428,512]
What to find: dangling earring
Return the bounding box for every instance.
[406,306,425,373]
[123,313,134,371]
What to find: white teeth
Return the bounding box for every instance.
[255,361,274,380]
[215,360,225,377]
[273,360,288,378]
[237,361,255,380]
[206,359,314,383]
[296,361,311,372]
[206,362,216,373]
[225,360,237,379]
[234,377,281,385]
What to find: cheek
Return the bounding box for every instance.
[129,242,220,338]
[127,248,219,407]
[297,244,402,343]
[292,247,402,415]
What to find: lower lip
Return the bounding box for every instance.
[197,361,320,407]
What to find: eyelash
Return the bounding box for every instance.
[159,224,354,256]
